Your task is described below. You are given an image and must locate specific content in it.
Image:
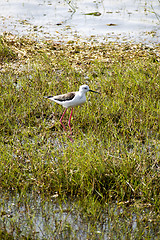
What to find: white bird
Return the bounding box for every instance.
[44,84,99,141]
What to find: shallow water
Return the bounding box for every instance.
[0,192,158,239]
[0,192,106,239]
[0,0,160,44]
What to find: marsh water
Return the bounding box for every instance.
[0,0,160,44]
[1,191,159,239]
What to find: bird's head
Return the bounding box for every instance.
[79,85,99,94]
[79,85,90,93]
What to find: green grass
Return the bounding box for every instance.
[0,35,17,62]
[0,33,160,238]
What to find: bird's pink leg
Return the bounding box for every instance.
[59,108,67,131]
[59,108,74,143]
[68,108,73,134]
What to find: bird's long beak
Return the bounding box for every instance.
[89,89,100,94]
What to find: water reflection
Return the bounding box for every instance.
[0,192,159,239]
[0,0,160,43]
[1,192,107,239]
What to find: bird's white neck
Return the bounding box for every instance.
[78,91,86,97]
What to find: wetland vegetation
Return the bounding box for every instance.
[0,33,160,239]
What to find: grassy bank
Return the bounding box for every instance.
[0,33,160,238]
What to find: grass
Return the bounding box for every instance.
[0,33,160,239]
